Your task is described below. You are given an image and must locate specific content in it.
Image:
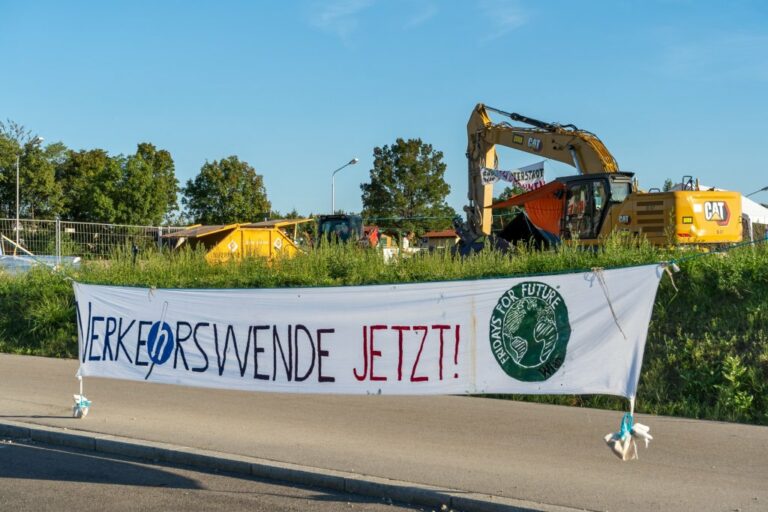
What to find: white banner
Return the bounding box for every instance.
[481,161,546,191]
[74,265,663,398]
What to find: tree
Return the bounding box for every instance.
[136,143,179,221]
[270,208,304,220]
[0,121,64,219]
[57,144,178,225]
[494,185,524,203]
[57,149,121,222]
[0,130,21,218]
[182,156,271,224]
[113,143,179,225]
[361,138,456,235]
[19,141,65,218]
[1,121,179,225]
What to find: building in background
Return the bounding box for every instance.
[420,229,458,251]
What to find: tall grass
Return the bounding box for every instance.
[1,237,765,424]
[641,242,768,423]
[75,233,663,288]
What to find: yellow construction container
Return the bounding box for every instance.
[163,218,313,263]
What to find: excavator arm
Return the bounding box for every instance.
[464,103,620,238]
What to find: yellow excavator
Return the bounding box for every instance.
[455,103,742,251]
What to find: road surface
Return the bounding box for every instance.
[0,439,422,512]
[1,354,765,511]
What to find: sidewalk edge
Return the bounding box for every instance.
[0,420,588,512]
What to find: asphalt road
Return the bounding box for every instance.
[1,354,766,512]
[0,439,424,512]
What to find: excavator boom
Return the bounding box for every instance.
[473,105,619,173]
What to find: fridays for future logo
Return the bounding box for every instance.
[489,282,571,382]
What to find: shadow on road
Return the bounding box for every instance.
[0,440,423,511]
[0,441,201,489]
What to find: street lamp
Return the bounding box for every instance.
[331,157,359,213]
[16,136,44,247]
[746,185,768,198]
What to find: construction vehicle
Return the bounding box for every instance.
[316,214,379,247]
[455,103,742,251]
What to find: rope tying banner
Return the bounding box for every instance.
[591,267,628,340]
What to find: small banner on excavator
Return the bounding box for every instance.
[481,160,546,191]
[74,264,663,398]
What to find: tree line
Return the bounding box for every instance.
[0,121,456,234]
[0,121,180,225]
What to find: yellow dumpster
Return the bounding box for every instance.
[162,218,313,263]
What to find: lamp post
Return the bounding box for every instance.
[16,136,44,247]
[331,157,359,213]
[746,185,768,198]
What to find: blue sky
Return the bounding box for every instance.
[2,0,767,217]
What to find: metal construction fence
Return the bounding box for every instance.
[0,218,187,259]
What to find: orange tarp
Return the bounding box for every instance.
[492,181,565,235]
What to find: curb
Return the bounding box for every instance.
[0,420,587,512]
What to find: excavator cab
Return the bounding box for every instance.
[561,173,633,241]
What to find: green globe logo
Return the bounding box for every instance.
[489,282,571,382]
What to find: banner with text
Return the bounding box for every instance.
[74,265,663,398]
[481,160,545,191]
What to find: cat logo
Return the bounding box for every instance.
[527,137,542,152]
[704,201,730,226]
